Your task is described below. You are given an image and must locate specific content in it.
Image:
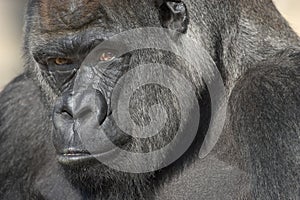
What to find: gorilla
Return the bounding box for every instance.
[0,0,299,199]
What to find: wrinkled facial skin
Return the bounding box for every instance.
[29,0,162,97]
[25,0,203,188]
[28,0,189,99]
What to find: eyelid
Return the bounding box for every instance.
[46,58,80,73]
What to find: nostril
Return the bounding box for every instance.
[76,107,93,121]
[60,108,74,119]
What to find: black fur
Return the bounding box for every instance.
[0,0,299,199]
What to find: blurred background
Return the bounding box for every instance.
[0,0,299,89]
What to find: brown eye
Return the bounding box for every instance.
[99,51,116,62]
[54,57,73,65]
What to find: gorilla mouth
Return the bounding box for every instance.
[57,148,119,165]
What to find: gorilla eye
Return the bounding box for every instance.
[53,57,73,65]
[45,57,78,73]
[99,51,116,62]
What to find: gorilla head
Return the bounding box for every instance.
[24,0,220,197]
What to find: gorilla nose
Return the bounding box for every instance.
[52,89,108,155]
[54,89,108,126]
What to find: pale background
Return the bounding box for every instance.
[0,0,299,89]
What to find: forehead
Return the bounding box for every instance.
[38,0,157,31]
[39,0,110,31]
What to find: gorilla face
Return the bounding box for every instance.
[26,0,212,186]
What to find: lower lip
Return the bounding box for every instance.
[57,149,119,165]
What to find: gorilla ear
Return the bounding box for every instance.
[158,1,189,33]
